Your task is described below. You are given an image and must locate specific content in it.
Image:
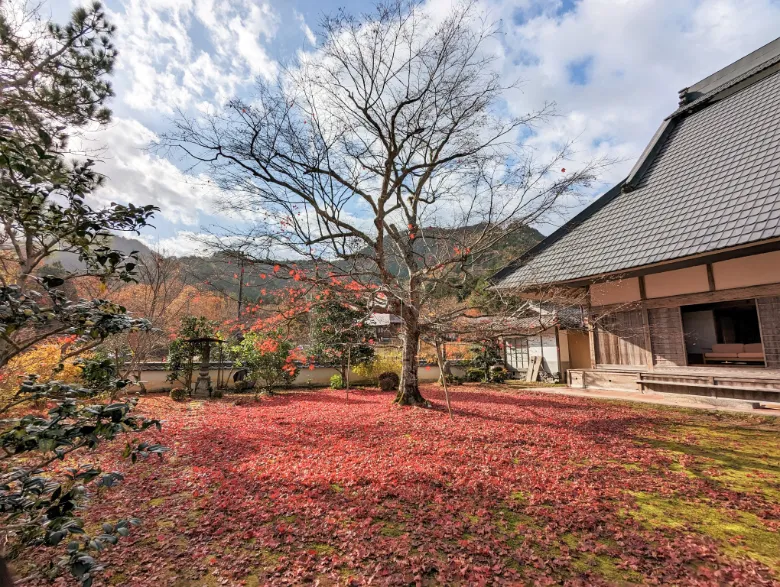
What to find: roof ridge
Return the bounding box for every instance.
[669,52,780,120]
[624,53,780,193]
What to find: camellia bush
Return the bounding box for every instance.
[0,1,166,582]
[0,374,167,585]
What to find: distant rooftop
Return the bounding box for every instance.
[493,37,780,288]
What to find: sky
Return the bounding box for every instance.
[50,0,780,256]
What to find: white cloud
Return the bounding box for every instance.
[294,10,317,46]
[55,0,780,249]
[69,117,226,226]
[107,0,278,115]
[136,230,213,256]
[484,0,780,185]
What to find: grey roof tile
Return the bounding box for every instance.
[495,67,780,288]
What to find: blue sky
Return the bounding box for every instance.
[51,0,780,255]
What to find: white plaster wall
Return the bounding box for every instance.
[527,328,560,376]
[712,250,780,290]
[135,365,450,392]
[590,278,642,306]
[644,265,710,298]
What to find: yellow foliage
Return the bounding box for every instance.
[441,342,474,361]
[352,348,403,382]
[0,341,83,402]
[418,342,473,363]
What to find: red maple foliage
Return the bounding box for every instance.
[15,387,779,586]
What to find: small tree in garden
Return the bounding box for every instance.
[0,0,158,368]
[231,331,301,394]
[468,340,503,382]
[311,298,374,385]
[166,316,218,392]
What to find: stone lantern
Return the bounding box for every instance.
[184,336,224,398]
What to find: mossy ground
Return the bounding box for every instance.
[10,389,780,586]
[630,492,780,572]
[624,416,780,578]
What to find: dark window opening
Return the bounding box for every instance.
[681,299,764,366]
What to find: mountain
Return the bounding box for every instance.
[177,223,544,303]
[46,236,154,272]
[41,223,541,306]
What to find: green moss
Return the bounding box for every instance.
[571,553,644,584]
[560,532,579,549]
[495,506,541,532]
[330,483,343,493]
[379,521,406,537]
[308,543,335,555]
[108,573,127,585]
[147,497,166,507]
[464,513,480,524]
[629,491,780,573]
[241,575,260,587]
[256,547,282,565]
[172,536,189,549]
[493,506,542,551]
[641,422,780,500]
[509,490,528,504]
[186,508,204,528]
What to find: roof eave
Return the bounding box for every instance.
[490,179,626,287]
[499,236,780,290]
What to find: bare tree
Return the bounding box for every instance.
[160,0,603,405]
[105,251,191,381]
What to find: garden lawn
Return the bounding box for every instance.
[15,385,780,586]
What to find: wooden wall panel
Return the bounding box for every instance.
[757,296,780,368]
[594,309,648,366]
[647,307,687,367]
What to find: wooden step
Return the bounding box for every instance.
[637,379,780,394]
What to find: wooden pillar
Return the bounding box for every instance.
[641,306,654,371]
[587,315,597,369]
[756,296,780,368]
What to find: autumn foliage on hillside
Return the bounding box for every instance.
[13,387,779,586]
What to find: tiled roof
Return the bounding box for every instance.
[494,62,780,288]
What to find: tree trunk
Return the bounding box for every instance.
[345,343,351,401]
[395,320,427,406]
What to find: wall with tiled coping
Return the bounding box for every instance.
[135,364,467,392]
